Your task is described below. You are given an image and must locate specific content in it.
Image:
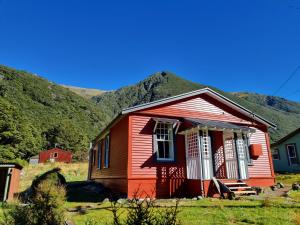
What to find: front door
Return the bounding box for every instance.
[223,132,239,179]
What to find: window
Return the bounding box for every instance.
[104,135,110,168]
[272,148,280,160]
[98,142,102,169]
[51,152,58,158]
[92,149,96,166]
[154,122,174,161]
[286,144,299,165]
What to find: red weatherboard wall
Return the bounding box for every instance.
[90,116,129,194]
[39,148,72,163]
[128,115,187,198]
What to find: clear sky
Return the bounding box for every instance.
[0,0,300,101]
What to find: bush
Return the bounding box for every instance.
[110,194,181,225]
[1,174,66,225]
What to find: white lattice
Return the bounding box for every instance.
[186,131,201,179]
[187,131,199,158]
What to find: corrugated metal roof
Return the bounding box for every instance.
[184,118,256,133]
[0,163,23,169]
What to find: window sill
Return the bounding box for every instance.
[156,159,175,163]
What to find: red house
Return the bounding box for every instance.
[88,88,276,198]
[35,148,72,163]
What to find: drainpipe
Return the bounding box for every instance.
[3,168,12,202]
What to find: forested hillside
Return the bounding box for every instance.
[0,65,111,162]
[1,66,300,163]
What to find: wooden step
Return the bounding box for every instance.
[224,182,247,186]
[229,186,252,190]
[233,190,257,195]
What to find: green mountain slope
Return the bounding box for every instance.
[93,72,300,143]
[0,65,111,161]
[1,66,300,162]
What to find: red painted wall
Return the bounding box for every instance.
[90,116,129,194]
[7,168,21,201]
[39,148,72,163]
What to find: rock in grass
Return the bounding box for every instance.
[270,185,277,191]
[103,198,110,202]
[292,183,300,191]
[276,183,284,189]
[197,196,203,200]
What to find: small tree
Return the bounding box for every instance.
[1,178,66,225]
[110,192,181,225]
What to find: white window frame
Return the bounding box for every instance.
[154,122,175,161]
[272,148,280,160]
[286,144,299,165]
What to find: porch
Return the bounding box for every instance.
[180,118,256,197]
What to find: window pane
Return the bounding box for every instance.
[165,142,170,158]
[272,148,279,160]
[158,141,164,158]
[288,146,296,158]
[291,157,298,164]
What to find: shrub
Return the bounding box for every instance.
[1,176,66,225]
[110,195,181,225]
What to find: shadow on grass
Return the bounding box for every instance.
[66,181,125,203]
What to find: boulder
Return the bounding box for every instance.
[276,182,284,189]
[292,183,300,191]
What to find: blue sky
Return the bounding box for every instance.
[0,0,300,101]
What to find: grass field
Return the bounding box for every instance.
[3,163,300,225]
[20,162,88,191]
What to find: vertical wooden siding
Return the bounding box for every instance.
[248,128,272,177]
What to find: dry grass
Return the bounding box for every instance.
[20,162,88,191]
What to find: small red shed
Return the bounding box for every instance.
[38,148,72,163]
[0,163,23,201]
[88,88,276,198]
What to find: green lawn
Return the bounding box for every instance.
[275,173,300,186]
[66,199,300,225]
[2,163,299,225]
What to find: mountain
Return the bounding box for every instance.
[62,85,105,99]
[92,71,300,143]
[0,65,111,162]
[1,66,300,163]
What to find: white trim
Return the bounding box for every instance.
[153,122,175,161]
